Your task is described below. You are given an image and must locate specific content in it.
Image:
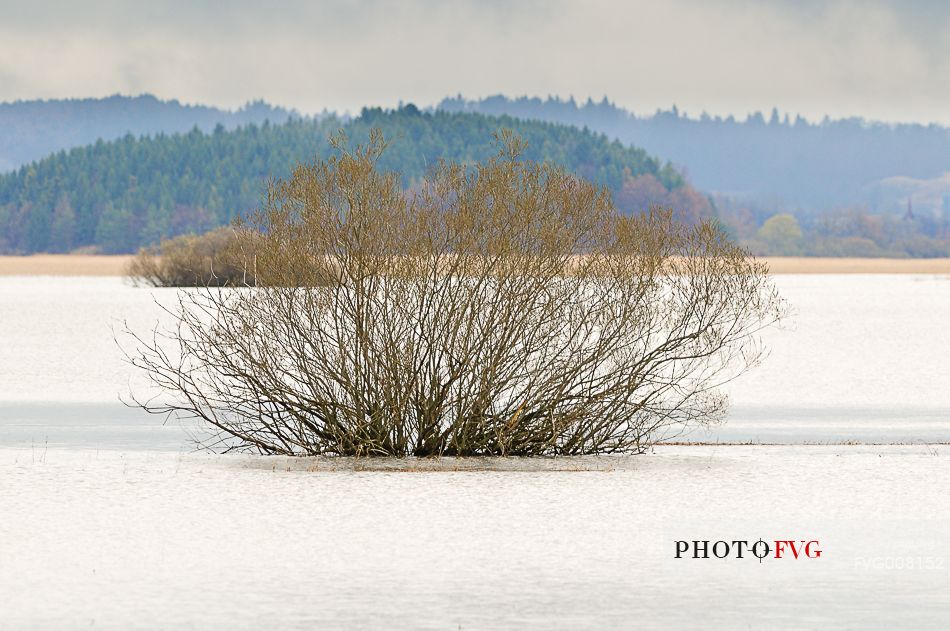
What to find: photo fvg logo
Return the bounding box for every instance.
[675,539,822,562]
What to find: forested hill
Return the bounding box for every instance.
[0,94,293,173]
[438,95,950,213]
[0,106,696,253]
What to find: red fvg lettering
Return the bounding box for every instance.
[774,540,822,559]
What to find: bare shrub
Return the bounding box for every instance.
[128,226,256,287]
[125,130,785,456]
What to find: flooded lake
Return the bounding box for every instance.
[1,275,949,628]
[2,274,949,448]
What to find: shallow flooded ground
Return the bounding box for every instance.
[1,445,948,629]
[1,275,949,628]
[2,274,949,446]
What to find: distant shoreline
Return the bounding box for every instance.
[1,254,950,276]
[0,255,134,276]
[763,257,950,274]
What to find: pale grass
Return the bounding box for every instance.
[3,255,949,277]
[763,257,950,274]
[0,255,133,276]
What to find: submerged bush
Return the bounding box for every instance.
[127,227,255,287]
[126,130,785,457]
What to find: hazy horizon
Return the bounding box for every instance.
[6,90,945,128]
[3,0,950,125]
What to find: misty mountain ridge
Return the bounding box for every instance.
[0,94,296,172]
[438,95,950,217]
[2,95,947,257]
[5,93,950,218]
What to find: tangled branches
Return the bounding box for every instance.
[125,130,785,456]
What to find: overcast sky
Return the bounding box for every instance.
[1,0,949,124]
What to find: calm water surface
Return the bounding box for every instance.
[2,445,948,629]
[1,275,949,628]
[1,274,948,447]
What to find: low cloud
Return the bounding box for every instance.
[0,0,948,123]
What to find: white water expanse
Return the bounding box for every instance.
[1,275,949,447]
[1,275,949,628]
[1,446,948,629]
